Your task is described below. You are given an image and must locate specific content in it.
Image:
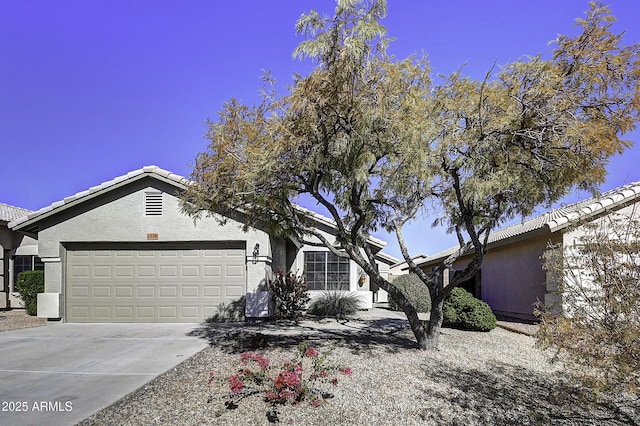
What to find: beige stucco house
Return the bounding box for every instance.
[8,166,394,322]
[1,203,40,309]
[417,182,640,321]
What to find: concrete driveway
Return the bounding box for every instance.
[0,322,208,426]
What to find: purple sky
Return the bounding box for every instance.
[1,0,639,259]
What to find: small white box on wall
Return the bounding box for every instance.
[37,293,61,318]
[245,291,274,318]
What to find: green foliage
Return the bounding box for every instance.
[388,274,431,313]
[182,0,639,350]
[443,287,496,332]
[268,271,310,319]
[536,210,640,395]
[307,291,362,319]
[16,270,44,316]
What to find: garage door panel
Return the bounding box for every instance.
[71,265,90,278]
[226,285,244,297]
[115,286,133,298]
[226,265,244,277]
[138,265,155,277]
[181,286,199,297]
[159,251,178,258]
[92,286,111,298]
[136,306,155,319]
[204,265,221,277]
[181,251,200,258]
[159,265,178,277]
[182,265,200,277]
[115,265,134,278]
[137,286,156,297]
[94,266,112,277]
[66,245,246,323]
[159,306,178,318]
[180,306,199,319]
[92,306,111,319]
[115,306,133,319]
[70,306,90,319]
[203,286,221,297]
[159,286,177,297]
[204,249,222,258]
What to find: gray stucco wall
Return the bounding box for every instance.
[1,225,38,309]
[0,225,9,308]
[34,177,283,318]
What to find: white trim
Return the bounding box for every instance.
[14,245,38,256]
[41,258,61,263]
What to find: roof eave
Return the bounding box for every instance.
[9,167,189,233]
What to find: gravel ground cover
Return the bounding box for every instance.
[0,309,47,332]
[78,313,638,426]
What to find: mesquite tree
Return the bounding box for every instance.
[183,0,640,350]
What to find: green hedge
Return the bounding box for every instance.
[388,274,431,313]
[443,287,496,331]
[16,270,45,316]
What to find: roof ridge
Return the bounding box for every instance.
[419,180,640,266]
[8,166,385,250]
[8,165,178,228]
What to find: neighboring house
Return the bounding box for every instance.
[388,253,429,279]
[8,166,394,323]
[1,203,40,309]
[368,251,401,303]
[417,182,640,322]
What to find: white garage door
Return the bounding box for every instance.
[65,243,246,323]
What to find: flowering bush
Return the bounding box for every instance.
[268,270,310,319]
[209,342,352,408]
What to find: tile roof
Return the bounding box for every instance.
[7,165,389,250]
[419,181,640,266]
[9,166,188,230]
[0,202,31,224]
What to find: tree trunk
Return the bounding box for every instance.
[403,301,443,350]
[370,275,444,350]
[426,297,444,350]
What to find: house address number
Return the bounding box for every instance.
[147,233,159,240]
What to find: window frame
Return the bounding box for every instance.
[12,255,44,285]
[303,251,350,291]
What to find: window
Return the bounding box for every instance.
[13,255,44,284]
[304,251,350,290]
[145,192,163,216]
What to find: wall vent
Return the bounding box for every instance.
[145,192,163,216]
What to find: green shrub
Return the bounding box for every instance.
[307,290,361,319]
[443,287,496,331]
[16,270,45,316]
[388,274,431,313]
[268,271,309,319]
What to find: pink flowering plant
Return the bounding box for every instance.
[209,342,352,409]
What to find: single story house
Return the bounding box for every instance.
[417,181,640,321]
[1,203,40,309]
[8,166,395,323]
